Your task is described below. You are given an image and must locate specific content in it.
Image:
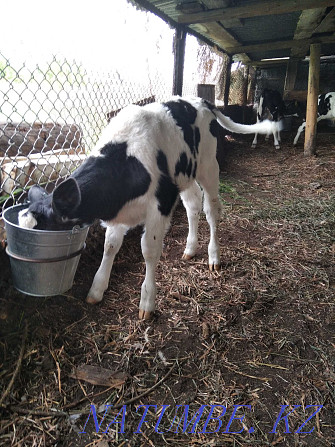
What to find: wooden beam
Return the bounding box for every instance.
[225,33,335,55]
[294,8,328,39]
[291,8,328,58]
[172,27,186,96]
[284,57,299,95]
[201,0,244,27]
[242,65,249,106]
[283,90,307,101]
[304,43,321,156]
[191,22,239,47]
[249,59,289,67]
[190,22,251,63]
[178,0,335,25]
[313,7,335,33]
[224,55,232,106]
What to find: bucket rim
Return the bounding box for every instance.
[3,203,90,235]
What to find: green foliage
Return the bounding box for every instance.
[0,54,86,87]
[0,55,19,82]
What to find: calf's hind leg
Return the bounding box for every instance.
[198,163,221,271]
[87,224,127,304]
[293,121,306,145]
[180,181,203,260]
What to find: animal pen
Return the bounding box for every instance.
[1,1,335,446]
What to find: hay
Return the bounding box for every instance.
[0,132,334,446]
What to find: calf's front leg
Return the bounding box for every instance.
[139,216,169,320]
[87,224,127,304]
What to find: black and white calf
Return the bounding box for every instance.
[252,89,285,149]
[293,92,335,145]
[19,97,277,319]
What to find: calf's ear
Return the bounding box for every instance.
[28,185,48,203]
[52,178,81,215]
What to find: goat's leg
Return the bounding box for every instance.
[198,164,221,271]
[180,181,203,260]
[252,107,262,148]
[139,215,169,320]
[277,129,281,143]
[251,133,258,148]
[87,224,127,304]
[273,128,280,149]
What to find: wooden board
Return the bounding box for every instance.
[1,149,86,194]
[0,123,83,158]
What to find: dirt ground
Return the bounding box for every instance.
[1,129,335,447]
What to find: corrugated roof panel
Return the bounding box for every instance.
[229,11,301,44]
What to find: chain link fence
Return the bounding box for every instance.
[0,52,175,227]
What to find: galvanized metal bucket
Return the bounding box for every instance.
[3,204,89,296]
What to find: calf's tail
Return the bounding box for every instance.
[213,108,282,135]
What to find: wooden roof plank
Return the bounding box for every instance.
[191,22,240,47]
[225,33,335,55]
[190,22,250,62]
[293,8,328,40]
[177,0,335,25]
[313,6,335,33]
[291,8,328,57]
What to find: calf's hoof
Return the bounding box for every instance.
[209,264,220,272]
[251,144,256,149]
[86,296,102,304]
[182,253,194,261]
[139,309,153,320]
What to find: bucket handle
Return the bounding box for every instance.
[6,244,86,264]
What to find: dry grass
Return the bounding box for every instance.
[0,131,335,446]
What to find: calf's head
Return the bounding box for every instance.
[18,178,83,231]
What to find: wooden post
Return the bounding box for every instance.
[284,57,298,98]
[242,65,249,106]
[197,84,215,103]
[224,55,232,106]
[304,43,320,156]
[247,66,256,103]
[172,27,186,96]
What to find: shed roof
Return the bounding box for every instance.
[131,0,335,66]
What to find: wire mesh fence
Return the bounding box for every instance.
[0,52,175,222]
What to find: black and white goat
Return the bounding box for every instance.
[252,89,285,149]
[19,97,278,319]
[293,92,335,145]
